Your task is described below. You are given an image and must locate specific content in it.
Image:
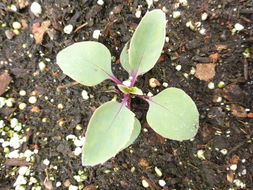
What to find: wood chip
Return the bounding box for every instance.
[83,185,97,190]
[215,44,227,52]
[195,63,216,81]
[31,106,41,113]
[231,104,247,118]
[139,158,149,167]
[230,155,240,164]
[44,179,53,190]
[4,158,32,166]
[32,20,51,44]
[209,53,219,63]
[0,72,12,96]
[227,170,234,183]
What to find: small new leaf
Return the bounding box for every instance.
[146,88,199,141]
[118,85,143,95]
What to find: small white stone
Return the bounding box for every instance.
[196,150,205,160]
[241,159,246,163]
[201,12,208,21]
[43,159,50,166]
[135,8,142,18]
[28,96,37,104]
[199,28,206,35]
[165,36,169,42]
[7,150,20,158]
[10,136,22,149]
[12,22,22,30]
[0,120,4,128]
[173,11,181,18]
[220,149,227,155]
[190,67,196,75]
[183,73,189,78]
[175,65,182,71]
[208,82,215,89]
[216,97,222,103]
[6,98,15,107]
[74,138,84,147]
[241,169,246,175]
[19,103,26,110]
[162,82,168,88]
[57,103,64,109]
[158,179,166,187]
[29,177,38,184]
[19,90,26,96]
[15,185,26,190]
[97,0,104,6]
[69,185,78,190]
[179,0,188,6]
[186,21,195,30]
[92,30,101,39]
[146,0,153,8]
[38,61,46,71]
[230,164,237,171]
[142,179,149,188]
[14,175,27,186]
[147,92,153,97]
[155,167,162,176]
[74,147,82,156]
[18,166,29,176]
[0,97,6,108]
[66,134,77,140]
[10,4,18,12]
[64,24,73,34]
[56,182,62,187]
[234,23,244,31]
[30,2,42,17]
[81,90,89,100]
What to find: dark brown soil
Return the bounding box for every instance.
[0,0,253,189]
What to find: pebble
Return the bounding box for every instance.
[19,103,26,110]
[10,4,18,12]
[64,24,73,34]
[196,150,205,160]
[149,78,160,88]
[18,166,29,176]
[162,82,168,88]
[234,23,244,31]
[199,28,206,35]
[43,159,50,166]
[57,104,64,109]
[155,167,162,176]
[28,96,37,104]
[201,12,208,21]
[208,82,215,89]
[81,90,89,100]
[6,98,14,107]
[146,0,153,8]
[30,2,42,17]
[179,0,188,6]
[158,179,166,187]
[147,92,153,97]
[142,179,149,188]
[56,182,62,187]
[172,11,181,18]
[135,7,142,18]
[92,30,100,39]
[230,164,237,171]
[13,29,20,35]
[38,61,46,71]
[69,185,78,190]
[12,22,22,30]
[19,90,26,96]
[220,149,227,155]
[73,147,82,156]
[97,0,104,6]
[190,67,196,75]
[218,81,225,88]
[5,30,14,40]
[175,65,182,71]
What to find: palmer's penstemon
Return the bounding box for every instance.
[56,9,199,166]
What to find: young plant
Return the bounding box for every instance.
[56,9,199,166]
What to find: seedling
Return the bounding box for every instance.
[56,9,199,166]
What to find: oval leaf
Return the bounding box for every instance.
[129,9,166,75]
[82,101,135,166]
[123,118,141,149]
[117,85,143,95]
[120,42,132,74]
[146,88,199,141]
[56,41,113,86]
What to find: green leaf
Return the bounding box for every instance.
[146,88,199,141]
[129,9,166,75]
[82,101,135,166]
[123,118,141,148]
[56,41,113,86]
[120,42,132,74]
[117,85,143,95]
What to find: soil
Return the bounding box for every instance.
[0,0,253,189]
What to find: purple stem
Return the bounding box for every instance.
[137,95,152,104]
[130,71,139,87]
[109,76,122,85]
[122,93,131,109]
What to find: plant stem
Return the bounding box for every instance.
[130,71,139,87]
[122,93,131,109]
[109,76,122,85]
[137,94,152,103]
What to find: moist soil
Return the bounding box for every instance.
[0,0,253,189]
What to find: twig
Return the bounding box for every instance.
[57,81,79,90]
[74,22,88,33]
